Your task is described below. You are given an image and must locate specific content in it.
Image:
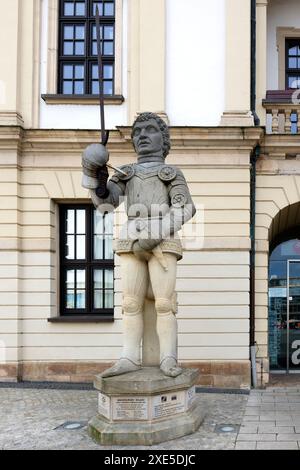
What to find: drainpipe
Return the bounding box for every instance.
[250,0,260,388]
[251,0,260,126]
[250,145,260,389]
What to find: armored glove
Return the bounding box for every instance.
[82,143,109,190]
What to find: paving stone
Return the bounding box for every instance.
[243,416,262,422]
[256,442,298,450]
[237,434,276,441]
[245,408,260,415]
[257,426,294,434]
[276,434,300,441]
[235,442,257,450]
[239,426,258,434]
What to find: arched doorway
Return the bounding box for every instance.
[269,237,300,373]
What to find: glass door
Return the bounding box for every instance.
[287,260,300,372]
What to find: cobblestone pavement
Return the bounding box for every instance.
[0,385,299,450]
[0,386,247,450]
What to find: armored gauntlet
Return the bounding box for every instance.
[81,143,109,190]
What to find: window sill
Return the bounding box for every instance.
[41,94,124,105]
[48,315,114,323]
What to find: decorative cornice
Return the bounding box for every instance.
[0,126,264,157]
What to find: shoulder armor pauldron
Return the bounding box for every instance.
[112,164,135,182]
[158,165,177,182]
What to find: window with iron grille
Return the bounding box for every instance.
[58,0,115,96]
[59,205,114,316]
[286,38,300,89]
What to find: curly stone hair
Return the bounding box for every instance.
[131,112,170,158]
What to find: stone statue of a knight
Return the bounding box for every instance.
[82,112,196,378]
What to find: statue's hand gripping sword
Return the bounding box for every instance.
[95,6,127,177]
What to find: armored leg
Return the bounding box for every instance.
[149,252,182,377]
[101,254,148,378]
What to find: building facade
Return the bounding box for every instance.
[0,0,299,388]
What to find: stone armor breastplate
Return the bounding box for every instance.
[125,173,170,217]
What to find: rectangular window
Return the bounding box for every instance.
[60,205,114,316]
[58,0,115,95]
[286,38,300,89]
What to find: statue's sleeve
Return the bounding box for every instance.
[162,168,196,237]
[90,175,126,214]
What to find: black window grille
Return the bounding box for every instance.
[58,0,115,95]
[59,205,114,316]
[286,38,300,89]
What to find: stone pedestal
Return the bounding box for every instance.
[88,367,205,446]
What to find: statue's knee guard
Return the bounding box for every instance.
[122,296,142,316]
[155,298,173,316]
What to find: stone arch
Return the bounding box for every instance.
[255,174,300,384]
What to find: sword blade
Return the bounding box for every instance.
[95,5,107,145]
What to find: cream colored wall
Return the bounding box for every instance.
[221,0,253,126]
[0,0,40,128]
[0,127,261,373]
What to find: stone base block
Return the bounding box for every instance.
[88,367,205,446]
[88,399,204,446]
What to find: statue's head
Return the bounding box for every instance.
[131,112,170,161]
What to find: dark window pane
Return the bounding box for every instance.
[64,42,74,55]
[93,2,103,16]
[289,46,298,55]
[104,291,113,308]
[63,65,73,79]
[104,42,113,55]
[76,234,86,258]
[75,65,84,79]
[94,270,103,289]
[63,80,73,94]
[74,80,84,94]
[105,270,113,289]
[77,270,86,289]
[66,269,75,289]
[92,64,98,79]
[66,209,75,232]
[94,210,104,234]
[104,81,113,95]
[105,213,113,233]
[75,25,85,39]
[66,234,75,259]
[104,26,114,40]
[289,58,297,68]
[103,65,113,79]
[104,237,113,259]
[92,81,99,94]
[92,41,98,55]
[76,291,85,308]
[289,76,299,88]
[75,2,85,16]
[64,2,74,16]
[66,290,75,308]
[94,290,103,308]
[76,209,86,233]
[64,25,74,39]
[104,2,114,16]
[94,235,103,259]
[75,42,85,55]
